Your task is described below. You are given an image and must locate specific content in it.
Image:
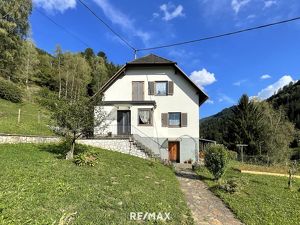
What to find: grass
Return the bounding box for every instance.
[0,144,193,224]
[0,99,53,136]
[236,162,300,175]
[196,162,300,225]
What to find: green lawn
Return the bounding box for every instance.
[0,144,193,224]
[0,99,53,136]
[196,163,300,225]
[236,162,300,175]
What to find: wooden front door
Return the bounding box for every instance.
[117,110,131,136]
[168,141,180,163]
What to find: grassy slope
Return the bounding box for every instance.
[197,163,300,225]
[0,144,193,225]
[0,99,53,136]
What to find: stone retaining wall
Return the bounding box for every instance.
[0,134,61,144]
[0,135,148,159]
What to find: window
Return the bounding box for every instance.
[138,109,152,126]
[155,81,167,96]
[168,112,181,127]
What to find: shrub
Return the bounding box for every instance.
[74,152,97,166]
[204,144,229,180]
[36,88,58,110]
[0,78,23,103]
[218,177,249,193]
[228,150,238,160]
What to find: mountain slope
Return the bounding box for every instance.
[200,80,300,142]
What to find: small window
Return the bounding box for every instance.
[168,112,181,127]
[138,109,152,126]
[155,81,167,96]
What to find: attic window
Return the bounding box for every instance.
[155,81,167,96]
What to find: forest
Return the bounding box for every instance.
[0,0,119,104]
[200,82,300,163]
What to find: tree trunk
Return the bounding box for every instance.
[26,57,29,90]
[66,137,76,160]
[65,71,69,98]
[58,57,62,99]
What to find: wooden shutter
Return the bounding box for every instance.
[148,81,154,95]
[132,81,144,101]
[181,113,187,127]
[168,81,174,95]
[132,82,138,100]
[161,113,168,127]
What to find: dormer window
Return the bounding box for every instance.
[155,81,168,96]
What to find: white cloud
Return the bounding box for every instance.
[159,3,184,21]
[93,0,151,44]
[247,14,256,19]
[255,75,294,99]
[33,0,76,13]
[233,79,247,86]
[189,68,216,89]
[260,74,271,79]
[264,0,277,8]
[218,94,235,104]
[231,0,252,14]
[205,99,214,104]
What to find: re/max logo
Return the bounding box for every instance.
[129,212,171,221]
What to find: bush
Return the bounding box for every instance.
[228,150,238,160]
[204,144,229,180]
[74,152,97,166]
[0,78,23,103]
[218,177,249,193]
[36,88,58,110]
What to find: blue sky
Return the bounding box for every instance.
[31,0,300,118]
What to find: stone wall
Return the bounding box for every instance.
[0,134,61,144]
[0,135,148,160]
[77,139,148,159]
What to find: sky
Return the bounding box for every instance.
[30,0,300,118]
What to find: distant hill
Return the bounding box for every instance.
[200,106,234,144]
[268,80,300,129]
[200,80,300,142]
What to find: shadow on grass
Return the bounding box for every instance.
[39,142,88,159]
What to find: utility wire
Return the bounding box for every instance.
[136,16,300,52]
[35,8,90,48]
[77,0,136,52]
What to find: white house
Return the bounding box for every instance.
[94,54,208,163]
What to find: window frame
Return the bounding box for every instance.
[168,112,181,127]
[154,81,168,96]
[137,108,153,126]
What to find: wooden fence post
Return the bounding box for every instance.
[38,111,41,124]
[18,109,21,123]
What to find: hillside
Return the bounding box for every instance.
[0,98,53,136]
[268,80,300,129]
[200,81,300,143]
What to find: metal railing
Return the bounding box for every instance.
[94,124,163,158]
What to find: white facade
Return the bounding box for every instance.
[94,64,205,163]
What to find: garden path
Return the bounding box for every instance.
[176,167,243,225]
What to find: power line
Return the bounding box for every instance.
[77,0,136,52]
[136,16,300,52]
[35,8,90,48]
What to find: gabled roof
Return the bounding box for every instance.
[128,54,176,65]
[97,54,208,106]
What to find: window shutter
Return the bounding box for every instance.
[161,113,168,127]
[168,81,174,95]
[148,81,154,95]
[181,113,187,127]
[132,82,144,100]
